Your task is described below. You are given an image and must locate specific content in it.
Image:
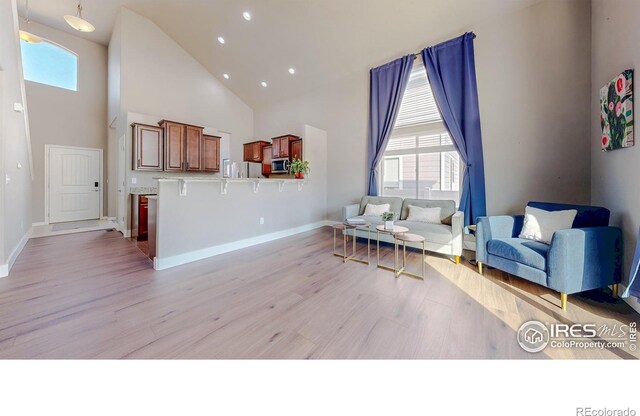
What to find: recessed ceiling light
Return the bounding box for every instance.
[217,36,225,44]
[261,81,268,87]
[243,11,252,21]
[288,68,296,75]
[223,73,230,79]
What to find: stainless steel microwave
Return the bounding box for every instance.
[271,158,290,173]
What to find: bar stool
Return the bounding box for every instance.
[395,233,426,280]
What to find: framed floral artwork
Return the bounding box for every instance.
[600,69,634,152]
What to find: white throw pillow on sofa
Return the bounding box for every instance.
[406,205,441,224]
[363,203,390,216]
[519,206,577,244]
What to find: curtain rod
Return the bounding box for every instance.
[412,33,476,59]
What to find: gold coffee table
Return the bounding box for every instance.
[375,224,409,274]
[332,222,371,265]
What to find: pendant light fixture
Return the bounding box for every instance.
[19,0,42,43]
[64,0,95,33]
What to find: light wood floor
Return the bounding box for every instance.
[0,228,638,359]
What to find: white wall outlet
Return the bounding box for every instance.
[13,103,23,112]
[259,217,265,225]
[131,178,137,184]
[5,174,10,185]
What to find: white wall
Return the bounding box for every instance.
[254,0,592,221]
[475,0,591,215]
[108,13,121,128]
[0,0,33,274]
[108,8,256,230]
[254,72,366,221]
[118,7,253,163]
[107,12,122,218]
[591,0,640,313]
[19,21,108,224]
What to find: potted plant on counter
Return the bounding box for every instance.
[289,158,310,179]
[381,212,397,230]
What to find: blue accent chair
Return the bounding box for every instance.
[476,202,623,310]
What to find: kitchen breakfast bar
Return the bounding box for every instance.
[148,176,327,270]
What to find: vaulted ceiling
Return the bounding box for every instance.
[19,0,542,109]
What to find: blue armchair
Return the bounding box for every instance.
[476,201,623,310]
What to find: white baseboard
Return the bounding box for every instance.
[154,220,332,271]
[0,228,31,278]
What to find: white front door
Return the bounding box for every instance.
[49,146,101,223]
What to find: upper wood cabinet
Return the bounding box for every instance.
[185,125,204,171]
[272,138,281,159]
[243,141,270,163]
[272,135,300,159]
[159,120,185,172]
[290,139,302,160]
[262,145,272,176]
[132,123,163,171]
[202,135,221,172]
[137,119,219,174]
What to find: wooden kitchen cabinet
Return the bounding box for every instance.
[262,145,272,176]
[272,138,281,159]
[243,141,270,163]
[290,139,302,160]
[132,123,163,171]
[185,124,204,171]
[159,120,185,171]
[271,135,300,158]
[159,120,214,173]
[202,135,221,172]
[138,195,149,241]
[279,137,289,158]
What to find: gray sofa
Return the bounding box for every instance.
[343,196,464,261]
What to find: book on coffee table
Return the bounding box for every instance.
[346,218,366,225]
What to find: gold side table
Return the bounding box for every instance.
[333,222,371,265]
[395,233,426,280]
[375,225,409,274]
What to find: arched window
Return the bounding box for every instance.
[20,38,78,91]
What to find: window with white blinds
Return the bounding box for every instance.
[394,59,441,128]
[381,59,461,203]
